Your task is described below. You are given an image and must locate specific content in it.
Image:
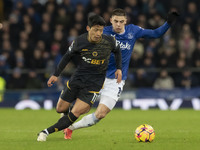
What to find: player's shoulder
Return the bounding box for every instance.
[73,33,87,45]
[76,33,87,41]
[102,34,115,43]
[126,24,142,31]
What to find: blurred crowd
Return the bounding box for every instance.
[0,0,200,90]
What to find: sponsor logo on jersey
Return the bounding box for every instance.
[111,34,131,50]
[116,40,131,50]
[128,33,133,39]
[92,51,98,56]
[82,57,105,65]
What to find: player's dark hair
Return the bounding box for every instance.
[111,8,126,17]
[88,13,106,27]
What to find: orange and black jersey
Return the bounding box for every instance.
[53,33,122,77]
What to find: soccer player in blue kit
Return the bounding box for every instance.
[64,8,179,139]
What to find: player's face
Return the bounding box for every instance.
[87,25,104,42]
[110,15,127,33]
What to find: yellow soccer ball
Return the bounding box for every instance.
[135,124,155,142]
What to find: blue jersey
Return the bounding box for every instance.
[103,22,170,80]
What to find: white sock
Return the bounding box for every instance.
[68,113,99,131]
[43,129,49,135]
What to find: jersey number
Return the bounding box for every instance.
[117,87,122,97]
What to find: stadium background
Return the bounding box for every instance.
[0,0,200,110]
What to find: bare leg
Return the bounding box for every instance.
[68,95,116,130]
[56,97,71,113]
[71,98,91,117]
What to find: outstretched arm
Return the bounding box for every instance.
[47,41,77,87]
[137,22,170,39]
[53,41,77,77]
[136,11,179,39]
[53,52,73,77]
[47,51,73,87]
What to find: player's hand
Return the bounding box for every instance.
[47,75,58,87]
[167,11,180,25]
[115,69,122,83]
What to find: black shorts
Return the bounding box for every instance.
[60,75,104,106]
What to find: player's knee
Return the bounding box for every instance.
[56,108,63,113]
[56,106,66,113]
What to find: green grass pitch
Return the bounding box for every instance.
[0,108,200,150]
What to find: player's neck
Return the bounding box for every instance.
[114,28,125,35]
[87,35,102,43]
[118,30,125,35]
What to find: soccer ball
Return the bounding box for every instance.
[134,124,155,142]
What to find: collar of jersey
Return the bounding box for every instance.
[87,35,102,44]
[112,28,126,35]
